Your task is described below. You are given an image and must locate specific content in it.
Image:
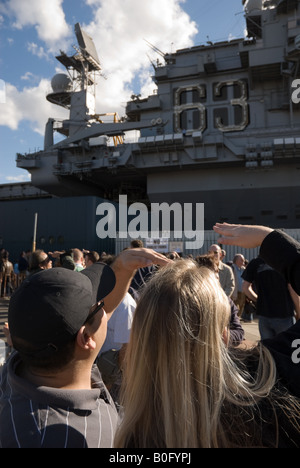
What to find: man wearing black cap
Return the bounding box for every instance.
[0,248,170,448]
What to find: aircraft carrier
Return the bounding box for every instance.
[16,0,300,230]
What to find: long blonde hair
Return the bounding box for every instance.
[114,260,292,448]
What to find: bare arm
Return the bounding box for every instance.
[213,223,273,248]
[288,284,300,321]
[104,248,171,318]
[242,280,258,303]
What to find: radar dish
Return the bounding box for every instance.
[244,0,263,12]
[75,23,101,68]
[51,74,72,93]
[47,74,72,108]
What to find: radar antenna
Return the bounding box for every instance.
[144,39,166,59]
[46,23,104,141]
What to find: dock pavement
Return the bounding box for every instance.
[241,318,260,345]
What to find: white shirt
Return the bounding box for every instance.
[100,293,136,354]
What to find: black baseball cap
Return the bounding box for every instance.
[8,263,116,357]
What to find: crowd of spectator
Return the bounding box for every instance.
[1,226,300,448]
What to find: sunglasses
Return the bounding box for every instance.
[84,300,105,324]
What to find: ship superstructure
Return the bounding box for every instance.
[17,0,300,229]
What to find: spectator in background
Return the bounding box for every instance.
[208,244,235,297]
[29,250,52,276]
[48,250,75,270]
[18,251,29,282]
[84,251,100,268]
[242,256,299,340]
[220,249,227,263]
[231,254,246,317]
[1,252,15,297]
[73,248,85,272]
[0,249,5,296]
[195,254,244,346]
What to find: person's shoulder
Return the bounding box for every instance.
[244,257,263,272]
[220,262,234,273]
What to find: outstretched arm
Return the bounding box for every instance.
[214,222,300,296]
[213,223,273,248]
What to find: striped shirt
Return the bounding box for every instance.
[0,353,118,448]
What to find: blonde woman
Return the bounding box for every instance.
[114,260,300,448]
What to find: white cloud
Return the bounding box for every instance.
[0,0,72,50]
[5,173,31,183]
[27,42,49,60]
[0,80,68,133]
[0,0,198,134]
[20,71,42,85]
[21,72,35,81]
[0,80,6,104]
[27,42,47,60]
[84,0,198,114]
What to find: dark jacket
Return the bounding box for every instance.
[260,230,300,398]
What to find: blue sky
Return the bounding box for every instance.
[0,0,246,185]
